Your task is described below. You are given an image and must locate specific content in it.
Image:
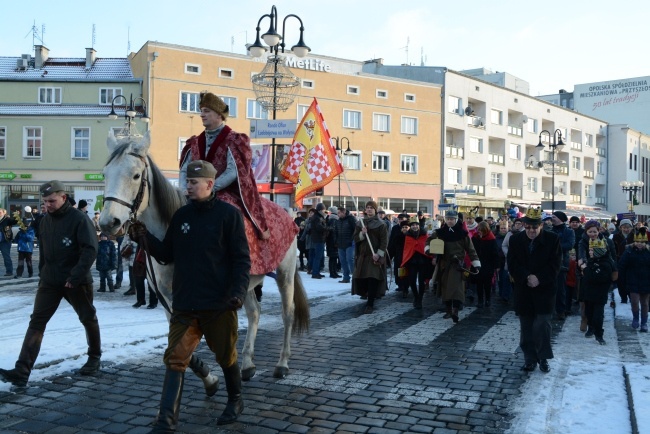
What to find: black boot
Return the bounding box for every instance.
[150,368,184,433]
[0,328,43,387]
[97,284,106,293]
[253,285,263,303]
[217,363,244,425]
[188,354,219,397]
[15,264,24,278]
[79,322,101,375]
[108,282,115,292]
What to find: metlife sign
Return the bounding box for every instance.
[249,119,298,139]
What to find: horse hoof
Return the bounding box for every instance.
[273,366,289,378]
[241,367,256,381]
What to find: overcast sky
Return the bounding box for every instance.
[2,0,648,96]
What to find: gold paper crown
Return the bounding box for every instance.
[409,216,420,224]
[589,239,607,249]
[467,206,479,218]
[524,207,543,220]
[634,228,648,243]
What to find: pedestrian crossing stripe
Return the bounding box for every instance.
[471,310,520,353]
[276,370,373,394]
[386,383,481,410]
[313,302,413,338]
[387,307,476,345]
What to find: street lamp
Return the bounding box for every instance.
[249,5,310,202]
[620,180,645,212]
[107,94,149,138]
[332,136,353,206]
[537,129,565,212]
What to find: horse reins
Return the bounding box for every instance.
[103,151,172,314]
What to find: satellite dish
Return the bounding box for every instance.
[522,115,528,123]
[464,106,473,116]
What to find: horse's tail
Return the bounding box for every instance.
[292,267,310,335]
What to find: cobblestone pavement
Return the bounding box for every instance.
[0,246,645,433]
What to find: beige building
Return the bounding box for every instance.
[130,42,442,214]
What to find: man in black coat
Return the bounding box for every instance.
[507,207,561,374]
[387,213,410,296]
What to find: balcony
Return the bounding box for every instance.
[570,142,583,151]
[583,170,594,178]
[595,197,606,205]
[507,125,523,137]
[508,188,522,198]
[597,147,606,157]
[570,194,582,203]
[467,184,485,195]
[466,116,485,129]
[488,153,504,165]
[445,146,464,159]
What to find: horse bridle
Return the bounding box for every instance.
[103,152,150,224]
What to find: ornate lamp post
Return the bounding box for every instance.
[249,5,310,202]
[536,129,565,212]
[620,180,645,212]
[107,94,149,138]
[332,136,353,206]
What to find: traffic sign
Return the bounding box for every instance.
[442,188,476,194]
[0,172,16,180]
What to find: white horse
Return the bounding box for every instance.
[99,132,309,381]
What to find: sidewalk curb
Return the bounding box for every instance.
[623,364,640,434]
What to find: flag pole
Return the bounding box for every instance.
[341,171,376,255]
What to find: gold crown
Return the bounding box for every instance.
[409,215,420,224]
[524,207,543,220]
[589,239,606,249]
[634,228,648,243]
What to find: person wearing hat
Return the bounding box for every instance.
[427,209,480,323]
[581,238,615,344]
[179,92,270,240]
[612,219,635,304]
[0,181,101,387]
[129,160,251,428]
[309,202,328,279]
[401,217,433,309]
[387,213,411,296]
[619,227,650,331]
[507,207,562,373]
[95,232,118,293]
[569,216,584,253]
[377,207,391,233]
[335,207,358,284]
[549,211,575,320]
[0,207,18,277]
[325,206,341,279]
[352,201,389,314]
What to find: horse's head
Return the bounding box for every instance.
[99,131,152,235]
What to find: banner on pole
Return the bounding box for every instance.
[280,98,343,207]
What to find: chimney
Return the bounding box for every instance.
[34,45,49,69]
[85,47,96,69]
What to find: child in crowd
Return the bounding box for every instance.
[96,232,117,292]
[618,227,650,332]
[581,238,615,344]
[14,224,35,278]
[565,249,578,315]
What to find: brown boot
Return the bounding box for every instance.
[0,328,44,387]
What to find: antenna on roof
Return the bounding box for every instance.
[92,24,96,49]
[127,26,131,55]
[420,47,427,66]
[399,36,410,65]
[25,21,45,49]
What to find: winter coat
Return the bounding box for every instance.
[335,214,357,249]
[577,233,617,272]
[309,211,328,244]
[326,214,339,256]
[96,239,118,271]
[401,228,431,267]
[612,231,634,261]
[387,224,407,270]
[351,215,388,297]
[428,221,479,303]
[39,201,98,287]
[581,254,614,304]
[494,231,507,269]
[618,245,650,295]
[15,227,35,253]
[507,229,561,316]
[300,218,313,250]
[551,223,575,269]
[145,194,250,312]
[0,214,17,243]
[472,232,498,279]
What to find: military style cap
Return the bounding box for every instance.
[40,180,66,196]
[186,160,217,179]
[445,209,458,218]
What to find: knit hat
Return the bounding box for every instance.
[365,201,378,211]
[199,92,229,119]
[78,199,88,209]
[607,223,616,232]
[316,202,326,211]
[552,211,568,222]
[584,220,600,230]
[619,219,633,228]
[569,216,581,223]
[328,206,338,214]
[186,160,217,179]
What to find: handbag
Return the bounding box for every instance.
[398,267,409,277]
[120,243,133,258]
[133,248,147,277]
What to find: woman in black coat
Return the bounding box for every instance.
[472,221,498,307]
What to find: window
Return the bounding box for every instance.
[404,93,415,102]
[185,63,200,74]
[448,96,462,114]
[178,138,187,160]
[347,85,359,95]
[180,92,200,113]
[24,127,42,159]
[585,184,592,198]
[490,172,502,188]
[509,143,521,160]
[246,99,268,119]
[597,161,605,175]
[490,109,503,125]
[343,152,361,170]
[401,155,417,173]
[469,137,483,153]
[39,87,62,104]
[0,127,5,158]
[218,68,233,79]
[99,88,122,105]
[72,127,90,159]
[401,116,418,135]
[572,156,581,170]
[372,113,390,132]
[527,177,538,192]
[219,96,237,118]
[372,152,390,171]
[376,89,387,99]
[301,79,314,89]
[585,133,593,147]
[343,110,361,129]
[447,168,461,185]
[296,104,309,122]
[527,118,537,134]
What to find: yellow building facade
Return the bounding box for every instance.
[130,42,442,215]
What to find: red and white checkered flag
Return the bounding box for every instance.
[282,141,306,183]
[307,144,332,183]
